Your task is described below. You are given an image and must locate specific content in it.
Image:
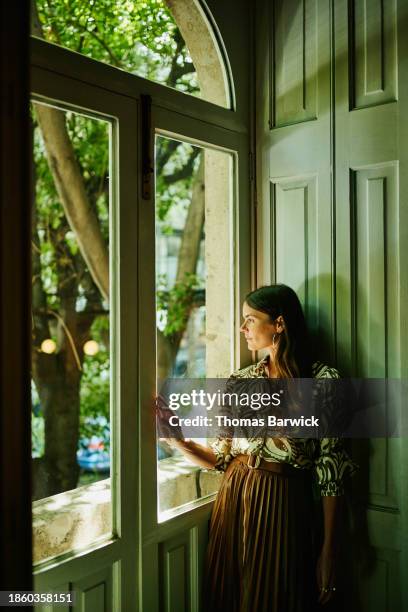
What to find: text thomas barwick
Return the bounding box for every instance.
[168,415,320,427]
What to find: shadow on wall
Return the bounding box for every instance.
[296,273,382,612]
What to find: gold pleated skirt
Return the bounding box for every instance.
[202,457,319,612]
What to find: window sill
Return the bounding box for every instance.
[32,458,223,565]
[32,478,111,565]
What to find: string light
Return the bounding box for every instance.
[41,339,56,354]
[84,340,99,356]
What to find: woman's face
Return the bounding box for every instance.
[239,301,283,351]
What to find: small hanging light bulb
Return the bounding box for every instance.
[84,340,99,356]
[41,339,56,354]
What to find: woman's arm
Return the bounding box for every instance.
[169,438,218,470]
[322,495,343,553]
[156,401,224,469]
[316,495,344,605]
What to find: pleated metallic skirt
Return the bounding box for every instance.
[202,457,319,612]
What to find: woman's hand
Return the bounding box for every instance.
[155,395,184,444]
[156,397,218,469]
[316,546,337,605]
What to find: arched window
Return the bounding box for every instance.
[33,0,232,107]
[29,1,248,607]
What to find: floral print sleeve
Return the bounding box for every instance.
[208,357,360,488]
[210,372,239,472]
[315,437,359,496]
[312,362,359,496]
[211,436,233,472]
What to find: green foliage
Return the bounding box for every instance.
[32,413,45,458]
[157,272,203,337]
[79,315,110,425]
[31,1,204,458]
[154,140,204,343]
[33,109,111,443]
[35,0,199,94]
[156,141,201,223]
[32,382,45,458]
[33,110,110,307]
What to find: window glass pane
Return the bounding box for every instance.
[31,101,112,564]
[33,0,200,99]
[155,135,233,520]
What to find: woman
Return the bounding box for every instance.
[158,284,358,611]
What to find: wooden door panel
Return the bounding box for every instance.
[73,568,113,612]
[256,0,407,609]
[160,534,190,612]
[258,0,333,358]
[34,560,118,612]
[272,175,323,327]
[356,548,401,612]
[351,162,399,378]
[350,0,398,109]
[143,513,209,612]
[271,0,318,127]
[335,0,405,609]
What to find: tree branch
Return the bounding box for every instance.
[32,176,50,343]
[33,104,110,302]
[166,29,195,88]
[162,147,201,185]
[168,61,196,86]
[175,157,205,285]
[31,4,109,302]
[157,156,205,378]
[156,138,180,176]
[83,24,123,68]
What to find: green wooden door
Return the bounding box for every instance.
[334,0,408,609]
[255,0,335,364]
[255,0,408,609]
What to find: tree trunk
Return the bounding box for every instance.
[175,157,205,284]
[34,104,110,302]
[32,199,96,499]
[31,0,109,300]
[31,300,97,499]
[157,156,205,380]
[32,363,81,500]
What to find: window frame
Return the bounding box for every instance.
[31,65,139,583]
[30,24,251,604]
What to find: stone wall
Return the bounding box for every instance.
[33,458,222,564]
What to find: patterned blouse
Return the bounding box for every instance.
[211,356,359,496]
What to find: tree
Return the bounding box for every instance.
[31,0,206,498]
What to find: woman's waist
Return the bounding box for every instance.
[231,453,311,478]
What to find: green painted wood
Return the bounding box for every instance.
[164,540,188,612]
[73,567,112,612]
[396,0,408,608]
[335,0,405,609]
[256,0,334,364]
[351,0,397,109]
[257,0,408,609]
[271,0,318,127]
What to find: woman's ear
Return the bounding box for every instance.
[276,315,285,333]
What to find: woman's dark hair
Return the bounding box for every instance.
[245,284,312,378]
